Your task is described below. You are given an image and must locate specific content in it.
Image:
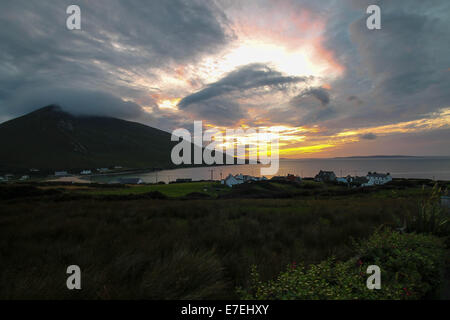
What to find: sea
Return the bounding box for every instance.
[89,156,450,184]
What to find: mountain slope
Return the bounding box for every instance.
[0,106,178,172]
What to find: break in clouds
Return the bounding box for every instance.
[0,0,449,156]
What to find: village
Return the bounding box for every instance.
[0,167,393,188]
[220,170,393,188]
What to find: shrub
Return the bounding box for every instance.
[238,230,446,300]
[144,191,167,199]
[183,192,211,200]
[406,184,449,236]
[0,185,61,200]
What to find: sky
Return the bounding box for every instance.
[0,0,449,158]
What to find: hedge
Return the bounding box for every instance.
[238,230,446,299]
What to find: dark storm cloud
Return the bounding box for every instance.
[178,63,310,109]
[349,11,449,96]
[299,106,337,125]
[320,0,450,128]
[361,133,377,140]
[288,86,337,125]
[185,98,245,127]
[295,87,330,106]
[0,0,231,121]
[347,96,363,106]
[6,87,145,120]
[1,0,449,145]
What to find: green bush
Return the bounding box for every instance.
[406,184,449,236]
[238,230,446,300]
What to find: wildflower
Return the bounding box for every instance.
[403,287,411,296]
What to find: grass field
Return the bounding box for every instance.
[32,178,446,200]
[0,179,448,299]
[78,181,226,198]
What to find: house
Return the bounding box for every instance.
[271,176,282,181]
[20,175,30,180]
[363,172,392,186]
[352,176,370,187]
[0,176,5,183]
[80,170,92,175]
[336,177,348,184]
[286,174,301,182]
[175,178,192,183]
[272,174,301,182]
[314,170,336,182]
[97,168,110,173]
[221,173,269,187]
[242,175,259,182]
[118,177,143,184]
[54,171,69,177]
[221,174,244,187]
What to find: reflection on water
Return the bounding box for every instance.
[90,156,450,184]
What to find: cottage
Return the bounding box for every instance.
[221,174,244,187]
[270,176,284,181]
[286,174,301,182]
[242,175,259,182]
[350,176,369,187]
[364,172,392,186]
[314,170,336,182]
[272,174,301,182]
[336,177,348,184]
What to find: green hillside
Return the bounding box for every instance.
[0,105,177,172]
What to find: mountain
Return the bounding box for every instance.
[0,105,178,172]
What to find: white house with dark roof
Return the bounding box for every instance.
[363,172,392,186]
[221,174,244,187]
[314,170,336,182]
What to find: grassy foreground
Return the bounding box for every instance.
[0,180,448,299]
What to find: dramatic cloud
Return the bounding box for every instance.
[0,0,231,122]
[324,0,450,128]
[178,63,310,109]
[294,87,330,106]
[0,0,449,156]
[5,87,146,120]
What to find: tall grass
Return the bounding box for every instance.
[0,195,416,299]
[405,184,449,236]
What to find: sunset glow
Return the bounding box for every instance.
[2,1,448,158]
